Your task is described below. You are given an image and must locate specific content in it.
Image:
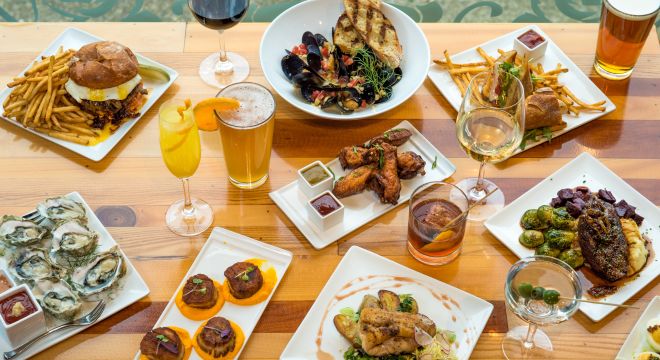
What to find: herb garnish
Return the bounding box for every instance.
[354,48,394,100]
[374,144,385,169]
[154,333,178,354]
[520,127,553,150]
[497,61,520,107]
[183,276,209,297]
[234,266,256,282]
[431,156,438,170]
[352,146,358,155]
[398,294,415,313]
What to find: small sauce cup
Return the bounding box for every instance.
[307,191,344,230]
[0,284,47,348]
[297,161,334,198]
[514,29,548,60]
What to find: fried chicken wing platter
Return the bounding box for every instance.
[334,128,425,205]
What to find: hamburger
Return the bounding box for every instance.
[66,41,147,129]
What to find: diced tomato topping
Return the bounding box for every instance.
[292,43,308,55]
[321,60,330,71]
[321,46,329,58]
[361,100,367,108]
[342,55,354,66]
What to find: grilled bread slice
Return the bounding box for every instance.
[343,0,403,69]
[334,12,365,55]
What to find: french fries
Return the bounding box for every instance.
[434,48,607,116]
[1,47,102,145]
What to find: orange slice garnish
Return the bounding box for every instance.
[193,97,240,131]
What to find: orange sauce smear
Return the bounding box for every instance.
[175,280,225,321]
[139,326,192,360]
[221,258,277,306]
[192,319,245,360]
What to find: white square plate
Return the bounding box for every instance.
[0,27,178,161]
[427,25,616,157]
[616,296,660,359]
[484,153,660,322]
[281,246,493,359]
[0,192,150,359]
[134,227,293,360]
[269,120,456,250]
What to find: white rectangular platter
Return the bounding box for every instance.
[0,27,178,161]
[134,227,293,360]
[0,191,150,359]
[281,246,493,359]
[616,296,660,359]
[484,153,660,322]
[427,24,615,157]
[269,120,456,250]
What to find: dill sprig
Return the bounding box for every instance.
[353,48,393,96]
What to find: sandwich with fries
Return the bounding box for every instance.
[2,41,147,146]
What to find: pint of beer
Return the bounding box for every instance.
[594,0,659,80]
[215,83,276,189]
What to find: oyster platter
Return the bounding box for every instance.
[0,192,149,359]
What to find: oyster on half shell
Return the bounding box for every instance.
[51,219,98,257]
[31,277,82,320]
[0,215,49,247]
[71,246,126,297]
[37,197,86,222]
[9,247,67,282]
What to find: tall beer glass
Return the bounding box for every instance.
[594,0,659,80]
[214,82,275,189]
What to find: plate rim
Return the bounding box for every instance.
[281,245,494,359]
[259,0,430,121]
[615,295,660,359]
[0,27,179,161]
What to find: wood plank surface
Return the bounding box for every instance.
[0,21,658,360]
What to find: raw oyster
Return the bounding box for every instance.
[71,246,126,297]
[9,247,67,281]
[37,197,86,222]
[31,277,82,320]
[0,215,49,247]
[51,219,98,257]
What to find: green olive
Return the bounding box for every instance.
[531,286,545,300]
[543,289,560,305]
[518,283,533,299]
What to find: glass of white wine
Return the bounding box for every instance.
[455,71,525,221]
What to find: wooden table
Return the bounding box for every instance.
[0,22,658,359]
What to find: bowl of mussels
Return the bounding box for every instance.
[260,0,430,120]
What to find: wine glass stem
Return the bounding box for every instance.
[216,30,234,74]
[469,160,487,201]
[523,323,538,350]
[181,178,195,218]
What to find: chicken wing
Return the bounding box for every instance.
[397,151,426,179]
[332,165,376,198]
[364,128,412,148]
[372,143,401,205]
[338,146,379,169]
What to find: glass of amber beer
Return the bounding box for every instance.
[214,82,276,189]
[594,0,659,80]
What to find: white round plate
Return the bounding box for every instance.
[259,0,430,121]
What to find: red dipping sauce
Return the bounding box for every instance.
[517,29,545,49]
[1,290,37,325]
[311,193,340,216]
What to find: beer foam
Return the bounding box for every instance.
[605,0,659,20]
[217,83,275,128]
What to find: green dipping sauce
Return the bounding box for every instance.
[302,165,329,185]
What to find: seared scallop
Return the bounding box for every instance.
[224,262,263,299]
[197,317,236,358]
[182,274,218,309]
[140,327,184,360]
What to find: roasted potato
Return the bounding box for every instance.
[358,294,380,311]
[378,290,400,312]
[333,314,360,347]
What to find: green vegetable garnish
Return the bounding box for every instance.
[531,286,545,300]
[156,334,169,343]
[518,282,533,299]
[543,289,560,305]
[431,156,438,170]
[398,294,414,313]
[352,146,358,155]
[353,48,395,101]
[234,266,256,281]
[339,307,360,322]
[192,278,203,285]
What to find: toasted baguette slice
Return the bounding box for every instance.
[343,0,403,69]
[334,12,365,55]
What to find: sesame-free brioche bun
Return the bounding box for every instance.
[69,41,139,89]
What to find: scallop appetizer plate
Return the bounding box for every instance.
[0,191,150,359]
[260,0,430,120]
[427,24,615,158]
[484,153,660,322]
[281,246,493,359]
[269,120,455,250]
[0,27,178,161]
[134,227,293,360]
[616,296,660,359]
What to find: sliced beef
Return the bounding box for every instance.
[224,262,263,299]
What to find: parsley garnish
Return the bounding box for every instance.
[234,266,256,281]
[431,156,438,170]
[192,278,203,285]
[520,127,553,150]
[374,144,385,169]
[398,294,415,313]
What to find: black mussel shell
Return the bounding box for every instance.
[291,72,323,88]
[337,88,361,112]
[301,86,337,108]
[361,83,376,105]
[281,52,306,80]
[375,87,393,104]
[306,44,322,71]
[302,31,319,48]
[334,47,349,79]
[314,33,329,47]
[384,67,403,88]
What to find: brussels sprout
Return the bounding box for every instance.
[535,242,561,257]
[536,205,554,227]
[551,207,577,230]
[519,230,545,248]
[544,229,576,250]
[521,209,545,230]
[559,248,585,269]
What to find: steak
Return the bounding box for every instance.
[577,198,629,282]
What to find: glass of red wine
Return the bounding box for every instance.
[188,0,250,88]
